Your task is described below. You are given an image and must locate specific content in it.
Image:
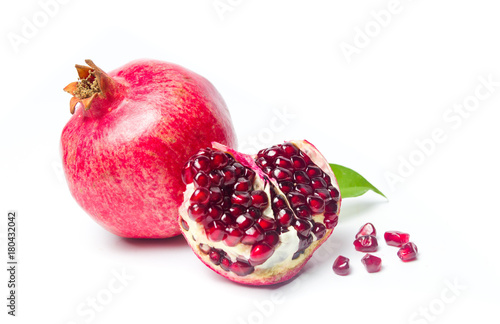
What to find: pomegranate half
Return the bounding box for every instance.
[179,140,341,285]
[61,59,236,238]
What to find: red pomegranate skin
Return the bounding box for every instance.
[61,59,237,238]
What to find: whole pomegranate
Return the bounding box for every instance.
[179,140,341,285]
[61,59,236,238]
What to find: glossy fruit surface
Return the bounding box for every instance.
[61,59,236,238]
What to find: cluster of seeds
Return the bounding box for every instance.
[256,144,339,259]
[180,143,340,276]
[333,224,418,275]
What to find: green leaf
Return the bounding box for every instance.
[329,164,386,199]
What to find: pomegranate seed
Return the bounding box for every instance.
[272,167,293,181]
[353,235,378,252]
[209,187,223,204]
[208,170,224,186]
[328,186,340,200]
[293,171,311,184]
[306,166,322,178]
[322,173,331,184]
[220,212,235,226]
[229,204,246,217]
[222,166,237,186]
[311,177,327,189]
[231,192,252,208]
[224,227,244,247]
[275,157,293,169]
[263,231,279,246]
[220,257,232,271]
[192,156,211,172]
[294,205,312,220]
[193,178,210,196]
[295,184,314,196]
[190,187,210,205]
[278,181,294,194]
[272,195,287,210]
[244,168,256,181]
[313,188,330,200]
[262,166,273,176]
[276,208,294,227]
[397,242,418,261]
[264,147,283,161]
[384,231,410,247]
[312,223,327,240]
[198,243,210,254]
[230,260,254,276]
[206,205,223,220]
[324,200,338,214]
[234,177,251,192]
[332,255,350,276]
[249,243,274,265]
[210,151,229,169]
[361,254,382,273]
[209,249,222,265]
[181,161,196,184]
[181,218,189,231]
[206,221,227,242]
[251,190,269,209]
[188,204,207,222]
[356,223,376,239]
[247,206,262,219]
[255,157,269,168]
[290,155,306,170]
[287,192,306,208]
[307,196,325,214]
[257,216,277,231]
[282,143,298,157]
[294,219,312,236]
[241,225,264,245]
[235,213,254,230]
[323,213,338,229]
[299,150,311,164]
[232,163,245,177]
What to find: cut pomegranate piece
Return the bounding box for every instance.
[356,223,376,239]
[397,242,418,261]
[361,254,382,273]
[384,231,410,247]
[179,140,342,285]
[332,255,350,276]
[353,235,378,252]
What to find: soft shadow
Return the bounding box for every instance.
[339,198,387,219]
[115,234,188,251]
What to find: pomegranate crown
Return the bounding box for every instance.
[63,59,119,114]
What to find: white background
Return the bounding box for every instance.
[1,1,499,323]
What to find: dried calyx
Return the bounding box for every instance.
[63,60,123,114]
[179,140,341,285]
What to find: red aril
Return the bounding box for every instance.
[356,223,376,239]
[353,235,378,252]
[397,242,418,261]
[332,255,350,276]
[361,254,382,273]
[384,231,410,247]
